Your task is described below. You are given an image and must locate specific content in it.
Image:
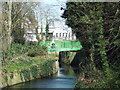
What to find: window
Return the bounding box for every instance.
[63,33,64,37]
[60,33,61,37]
[69,33,70,38]
[66,33,67,37]
[56,33,58,37]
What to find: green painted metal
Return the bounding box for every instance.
[39,40,82,52]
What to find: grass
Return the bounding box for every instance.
[3,54,57,72]
[2,43,58,73]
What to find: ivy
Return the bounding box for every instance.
[62,2,120,88]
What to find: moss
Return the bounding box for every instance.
[39,60,54,76]
[30,65,38,78]
[9,72,14,79]
[21,69,31,81]
[1,58,58,88]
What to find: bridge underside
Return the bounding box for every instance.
[39,40,82,52]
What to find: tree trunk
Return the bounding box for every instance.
[1,1,12,65]
[35,26,40,44]
[8,0,12,49]
[45,19,49,41]
[41,22,44,41]
[0,2,3,70]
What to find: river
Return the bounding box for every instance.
[4,63,80,89]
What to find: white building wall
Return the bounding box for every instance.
[52,27,76,40]
[24,26,76,42]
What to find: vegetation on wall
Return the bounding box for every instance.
[1,2,38,65]
[5,43,47,62]
[62,2,120,88]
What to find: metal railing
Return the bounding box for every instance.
[39,40,83,52]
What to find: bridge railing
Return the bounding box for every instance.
[39,40,82,52]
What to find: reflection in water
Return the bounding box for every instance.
[6,64,80,89]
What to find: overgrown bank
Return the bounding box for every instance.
[1,57,59,88]
[0,43,59,88]
[62,2,120,88]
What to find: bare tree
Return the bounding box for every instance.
[0,2,38,65]
[36,4,44,41]
[0,1,12,65]
[36,3,63,41]
[11,2,38,44]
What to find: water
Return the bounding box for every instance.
[5,64,80,89]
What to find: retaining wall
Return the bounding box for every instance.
[0,60,59,88]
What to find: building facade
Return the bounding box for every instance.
[24,26,76,42]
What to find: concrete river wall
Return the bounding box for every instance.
[0,60,59,88]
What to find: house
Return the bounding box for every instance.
[24,30,38,42]
[52,26,76,40]
[24,25,76,42]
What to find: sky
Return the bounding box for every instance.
[42,0,58,4]
[36,0,66,28]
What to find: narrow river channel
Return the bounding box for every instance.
[5,63,80,89]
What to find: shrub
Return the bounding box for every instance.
[27,45,47,57]
[6,43,47,59]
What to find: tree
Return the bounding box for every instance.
[35,4,44,41]
[1,1,12,65]
[11,2,24,44]
[36,3,63,41]
[0,2,38,65]
[11,2,38,44]
[62,2,120,88]
[45,20,49,41]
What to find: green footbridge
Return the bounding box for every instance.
[39,40,83,52]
